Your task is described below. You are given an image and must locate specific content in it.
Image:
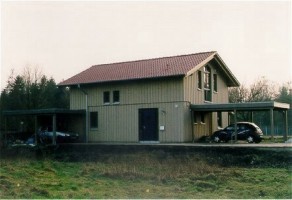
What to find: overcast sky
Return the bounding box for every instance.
[1,1,291,91]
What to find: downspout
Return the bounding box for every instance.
[78,84,88,143]
[190,109,195,143]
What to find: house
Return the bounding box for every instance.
[59,51,240,143]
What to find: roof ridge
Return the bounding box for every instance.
[92,51,217,68]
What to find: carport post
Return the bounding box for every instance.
[4,117,7,145]
[233,109,237,143]
[270,108,274,141]
[34,116,38,145]
[52,114,57,145]
[284,110,288,142]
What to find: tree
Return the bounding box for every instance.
[275,82,292,105]
[228,84,249,103]
[275,82,292,136]
[0,66,69,132]
[0,66,69,111]
[229,77,277,103]
[228,78,291,135]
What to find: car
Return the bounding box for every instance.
[38,127,79,144]
[211,122,263,143]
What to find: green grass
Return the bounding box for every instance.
[0,148,291,199]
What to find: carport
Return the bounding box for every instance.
[191,101,290,142]
[2,108,85,145]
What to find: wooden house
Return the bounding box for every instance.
[59,51,240,143]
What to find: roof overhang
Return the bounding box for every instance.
[191,101,290,112]
[2,108,85,116]
[59,75,184,88]
[212,54,240,87]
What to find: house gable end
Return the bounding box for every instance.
[185,53,240,87]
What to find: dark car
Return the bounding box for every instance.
[38,128,79,144]
[211,122,263,143]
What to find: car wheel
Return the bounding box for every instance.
[213,136,221,143]
[247,136,254,143]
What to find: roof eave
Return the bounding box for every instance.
[191,101,290,112]
[213,54,240,87]
[58,74,185,87]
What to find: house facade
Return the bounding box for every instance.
[59,51,240,143]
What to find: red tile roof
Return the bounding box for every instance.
[59,51,218,86]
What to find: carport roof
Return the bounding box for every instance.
[191,101,290,112]
[2,108,85,116]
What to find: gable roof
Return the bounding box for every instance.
[58,51,240,87]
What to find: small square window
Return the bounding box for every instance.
[103,91,110,104]
[90,112,98,129]
[113,90,120,103]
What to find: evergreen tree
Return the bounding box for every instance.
[0,67,69,131]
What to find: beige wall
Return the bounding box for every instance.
[184,63,230,140]
[183,64,229,104]
[69,78,193,143]
[69,63,232,143]
[70,78,184,109]
[87,102,190,143]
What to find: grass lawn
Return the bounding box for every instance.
[0,146,291,199]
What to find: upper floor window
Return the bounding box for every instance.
[213,74,218,92]
[103,91,110,104]
[113,90,120,103]
[197,71,202,89]
[204,66,211,101]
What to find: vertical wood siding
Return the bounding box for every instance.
[69,78,193,142]
[70,78,184,110]
[184,63,231,140]
[183,64,229,104]
[69,61,232,143]
[87,102,190,142]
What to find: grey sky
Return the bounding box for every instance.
[1,1,291,91]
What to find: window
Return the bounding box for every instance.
[113,90,120,103]
[217,111,222,128]
[103,91,110,104]
[213,74,218,92]
[197,71,202,89]
[90,112,98,129]
[204,66,211,101]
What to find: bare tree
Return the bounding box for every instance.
[22,64,43,86]
[229,84,249,103]
[229,77,277,103]
[247,77,277,102]
[228,77,278,122]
